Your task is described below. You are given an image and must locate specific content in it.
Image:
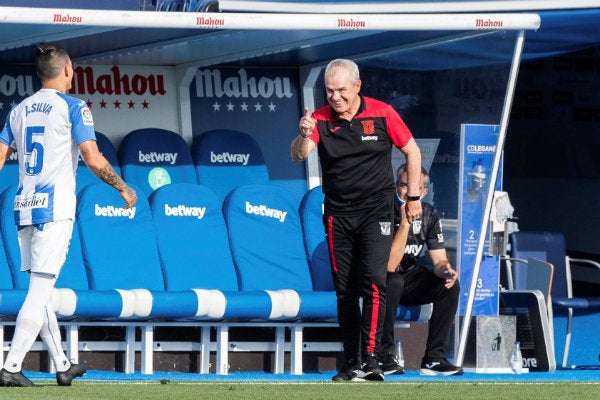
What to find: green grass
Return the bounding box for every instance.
[0,382,598,400]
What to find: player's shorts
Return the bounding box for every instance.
[18,219,74,277]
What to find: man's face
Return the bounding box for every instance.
[324,66,361,118]
[396,171,427,200]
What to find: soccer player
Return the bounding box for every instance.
[0,43,136,387]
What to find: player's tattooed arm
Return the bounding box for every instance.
[96,162,126,189]
[79,140,137,208]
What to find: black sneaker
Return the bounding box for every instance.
[0,368,36,387]
[332,358,359,381]
[355,353,384,381]
[381,353,404,375]
[56,363,87,386]
[419,358,464,376]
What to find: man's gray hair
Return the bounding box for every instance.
[325,59,360,83]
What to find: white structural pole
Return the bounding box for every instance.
[455,29,526,366]
[0,7,540,31]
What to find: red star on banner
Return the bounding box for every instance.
[128,100,135,109]
[100,99,107,108]
[142,100,149,109]
[113,100,121,109]
[86,100,93,108]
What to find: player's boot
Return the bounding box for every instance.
[0,369,36,387]
[332,358,359,381]
[56,362,87,386]
[356,352,384,381]
[419,358,463,376]
[381,353,404,375]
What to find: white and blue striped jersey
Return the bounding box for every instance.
[0,88,96,226]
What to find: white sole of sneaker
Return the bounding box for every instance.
[419,368,461,376]
[358,373,384,381]
[383,370,404,375]
[350,376,366,382]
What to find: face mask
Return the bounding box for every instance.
[394,191,405,207]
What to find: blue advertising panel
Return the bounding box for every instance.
[188,66,305,200]
[457,124,501,317]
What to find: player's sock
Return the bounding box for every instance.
[3,327,36,373]
[41,305,70,372]
[3,273,55,373]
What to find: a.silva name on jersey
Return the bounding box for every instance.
[25,102,53,116]
[14,193,49,210]
[245,201,287,222]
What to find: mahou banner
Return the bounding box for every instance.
[188,66,304,183]
[0,66,37,125]
[69,65,179,143]
[1,64,179,144]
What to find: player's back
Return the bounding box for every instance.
[5,88,94,225]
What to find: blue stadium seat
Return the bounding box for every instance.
[0,238,12,290]
[223,184,336,320]
[118,128,197,198]
[0,200,23,316]
[0,185,24,288]
[224,184,311,292]
[0,185,89,291]
[147,183,275,320]
[0,185,28,289]
[77,182,164,291]
[0,183,126,318]
[76,131,121,193]
[192,129,271,202]
[68,182,165,318]
[298,185,334,291]
[0,290,26,316]
[76,182,269,321]
[0,151,19,195]
[0,185,88,317]
[56,222,89,291]
[149,183,238,292]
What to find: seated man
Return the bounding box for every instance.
[380,164,463,376]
